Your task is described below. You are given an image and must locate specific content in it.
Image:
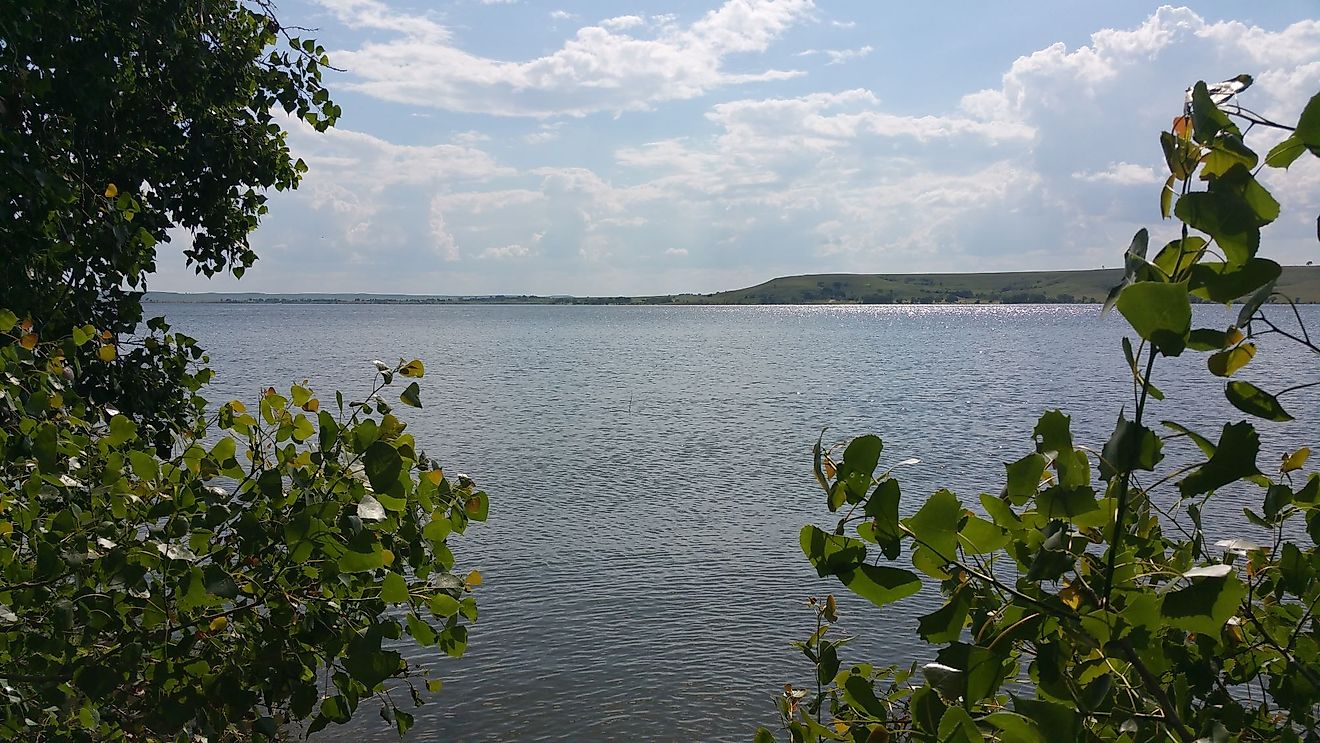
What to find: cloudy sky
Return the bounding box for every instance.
[157,1,1320,296]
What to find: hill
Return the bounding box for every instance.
[683,266,1320,305]
[143,267,1320,306]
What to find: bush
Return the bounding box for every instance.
[764,80,1320,742]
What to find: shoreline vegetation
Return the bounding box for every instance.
[145,265,1320,306]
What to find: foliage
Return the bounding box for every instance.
[762,80,1320,742]
[0,317,486,739]
[0,1,487,738]
[0,0,339,446]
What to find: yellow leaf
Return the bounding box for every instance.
[399,359,425,378]
[302,398,319,412]
[424,470,443,486]
[104,183,119,198]
[1059,583,1083,611]
[823,457,836,479]
[381,549,395,566]
[1225,326,1245,347]
[229,400,247,413]
[97,344,117,362]
[1283,448,1311,473]
[208,616,229,632]
[19,333,38,350]
[0,522,12,536]
[834,721,849,734]
[465,570,483,588]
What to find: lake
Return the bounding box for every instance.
[158,302,1319,742]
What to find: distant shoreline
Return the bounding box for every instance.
[144,265,1320,306]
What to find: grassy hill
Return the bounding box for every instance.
[144,267,1320,306]
[680,266,1320,305]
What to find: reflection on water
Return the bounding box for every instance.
[160,303,1318,741]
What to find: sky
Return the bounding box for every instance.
[155,1,1320,296]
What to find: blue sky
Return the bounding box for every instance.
[157,1,1320,296]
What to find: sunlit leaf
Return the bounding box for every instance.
[1283,448,1311,473]
[838,564,921,609]
[1207,343,1255,377]
[1116,281,1191,356]
[1225,380,1292,422]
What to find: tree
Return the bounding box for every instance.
[1,0,339,450]
[0,2,486,738]
[764,80,1320,741]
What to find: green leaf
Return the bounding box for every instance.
[1295,91,1320,148]
[1189,81,1235,144]
[1225,380,1292,422]
[107,414,137,446]
[1175,191,1260,266]
[363,441,402,492]
[753,728,776,743]
[800,525,867,577]
[1179,421,1263,497]
[1160,573,1246,636]
[936,706,983,743]
[1237,279,1276,328]
[1266,134,1307,168]
[863,479,902,559]
[1207,344,1255,377]
[399,381,422,408]
[1033,410,1073,455]
[338,546,386,573]
[1159,174,1175,219]
[1189,259,1282,303]
[1162,420,1216,458]
[980,493,1021,528]
[919,586,973,643]
[1160,131,1200,181]
[381,572,409,603]
[0,308,16,333]
[1037,486,1100,524]
[905,489,961,559]
[203,565,239,599]
[958,516,1008,554]
[1004,453,1047,504]
[429,593,460,617]
[1099,416,1162,481]
[1116,281,1191,356]
[343,648,401,690]
[1151,237,1206,281]
[1012,697,1079,740]
[984,712,1045,743]
[1187,327,1230,352]
[1102,229,1149,316]
[835,435,883,506]
[838,563,922,609]
[1201,132,1258,178]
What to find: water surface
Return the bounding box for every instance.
[160,303,1319,741]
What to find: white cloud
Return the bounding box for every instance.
[319,0,816,117]
[159,6,1320,297]
[429,209,460,261]
[600,15,645,31]
[1071,162,1162,185]
[799,45,874,65]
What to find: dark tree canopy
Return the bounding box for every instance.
[1,0,339,443]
